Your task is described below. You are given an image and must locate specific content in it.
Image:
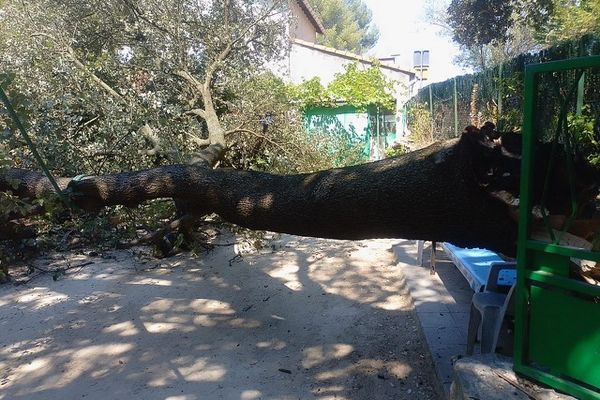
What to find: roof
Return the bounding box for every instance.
[292,38,416,77]
[296,0,325,35]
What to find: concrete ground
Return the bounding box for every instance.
[392,241,474,397]
[0,234,440,400]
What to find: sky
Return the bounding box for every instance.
[363,0,472,83]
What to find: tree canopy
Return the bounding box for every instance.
[446,0,561,47]
[0,0,289,170]
[447,0,513,48]
[541,0,600,43]
[306,0,379,54]
[0,0,367,179]
[445,0,599,69]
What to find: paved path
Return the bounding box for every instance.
[392,241,474,397]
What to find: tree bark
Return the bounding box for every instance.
[0,132,515,253]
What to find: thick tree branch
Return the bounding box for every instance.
[189,144,227,167]
[139,124,162,157]
[175,70,204,93]
[175,70,225,151]
[0,168,71,199]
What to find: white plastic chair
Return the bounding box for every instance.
[466,262,517,355]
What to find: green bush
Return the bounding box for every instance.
[385,143,409,158]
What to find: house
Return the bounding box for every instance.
[284,1,416,159]
[289,0,325,43]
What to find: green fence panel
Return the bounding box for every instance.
[408,34,600,140]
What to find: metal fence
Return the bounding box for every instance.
[408,34,600,141]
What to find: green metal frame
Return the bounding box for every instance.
[516,56,600,399]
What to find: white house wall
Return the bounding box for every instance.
[289,43,411,115]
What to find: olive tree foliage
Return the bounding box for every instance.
[451,24,541,70]
[0,0,340,179]
[218,73,360,173]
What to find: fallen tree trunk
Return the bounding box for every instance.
[1,128,596,255]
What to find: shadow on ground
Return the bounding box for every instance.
[0,235,439,400]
